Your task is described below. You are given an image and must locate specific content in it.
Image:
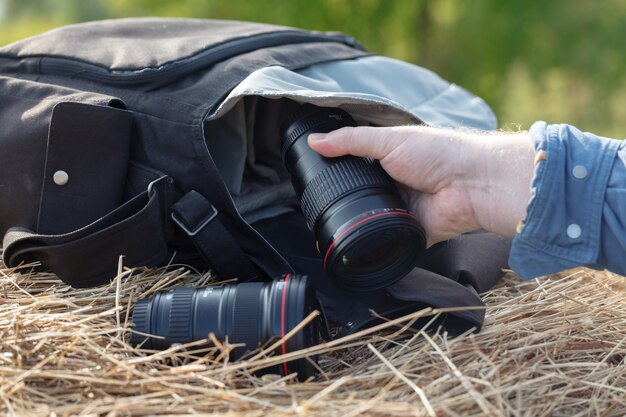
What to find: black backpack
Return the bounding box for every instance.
[0,18,510,336]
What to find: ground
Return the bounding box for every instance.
[1,262,625,416]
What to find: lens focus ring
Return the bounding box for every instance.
[168,288,196,343]
[231,283,262,355]
[301,158,396,230]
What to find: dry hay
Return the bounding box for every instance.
[1,257,625,417]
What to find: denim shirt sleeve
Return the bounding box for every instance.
[509,121,625,279]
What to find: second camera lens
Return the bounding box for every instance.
[131,274,320,380]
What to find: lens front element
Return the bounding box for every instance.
[324,208,425,290]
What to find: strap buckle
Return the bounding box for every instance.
[170,204,218,236]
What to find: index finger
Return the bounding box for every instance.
[307,126,403,160]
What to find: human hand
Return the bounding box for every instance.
[308,125,534,246]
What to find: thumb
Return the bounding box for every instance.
[307,126,399,160]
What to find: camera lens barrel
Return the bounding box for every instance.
[131,274,319,380]
[281,104,426,291]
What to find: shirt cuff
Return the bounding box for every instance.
[509,121,620,279]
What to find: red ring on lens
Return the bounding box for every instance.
[280,273,291,376]
[323,211,416,269]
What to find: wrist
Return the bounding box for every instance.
[460,131,534,237]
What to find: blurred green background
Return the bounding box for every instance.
[1,0,625,137]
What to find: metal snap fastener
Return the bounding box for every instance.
[572,165,588,179]
[567,224,582,239]
[53,170,69,186]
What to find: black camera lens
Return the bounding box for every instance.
[131,274,320,380]
[281,104,426,291]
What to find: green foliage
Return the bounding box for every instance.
[1,0,624,136]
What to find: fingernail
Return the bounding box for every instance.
[308,133,327,143]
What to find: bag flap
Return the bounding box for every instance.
[38,102,132,234]
[208,55,497,130]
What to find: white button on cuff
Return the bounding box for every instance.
[567,223,582,239]
[53,170,69,186]
[572,165,588,179]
